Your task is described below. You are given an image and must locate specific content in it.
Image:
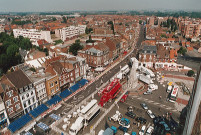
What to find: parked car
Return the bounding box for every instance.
[147,110,155,119]
[139,125,146,135]
[135,117,147,124]
[159,121,170,131]
[131,132,137,135]
[118,125,128,133]
[143,91,152,95]
[125,111,136,119]
[146,126,154,135]
[127,106,133,112]
[140,103,148,110]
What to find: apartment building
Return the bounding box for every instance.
[78,42,110,67]
[0,77,24,122]
[0,25,4,33]
[45,54,87,90]
[0,96,9,129]
[138,45,157,68]
[24,70,48,104]
[13,29,53,46]
[3,70,38,114]
[55,25,86,41]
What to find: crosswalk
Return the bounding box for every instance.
[131,95,179,113]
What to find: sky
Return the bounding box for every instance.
[0,0,201,12]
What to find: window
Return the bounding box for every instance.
[7,91,13,98]
[13,96,18,103]
[31,91,34,95]
[26,93,29,98]
[19,88,23,93]
[6,100,11,107]
[55,81,58,85]
[24,103,27,108]
[15,104,20,110]
[29,84,32,89]
[22,95,25,100]
[32,97,35,103]
[8,107,13,114]
[50,83,54,87]
[24,86,28,91]
[51,89,54,94]
[56,86,59,91]
[28,100,31,105]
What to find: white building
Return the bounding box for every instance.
[24,69,48,104]
[13,29,53,46]
[0,97,10,129]
[0,25,4,33]
[55,25,86,41]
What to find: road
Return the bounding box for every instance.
[25,25,145,135]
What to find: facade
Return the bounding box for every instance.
[78,43,110,67]
[183,67,201,135]
[139,45,157,68]
[0,25,4,33]
[45,54,87,90]
[13,29,53,46]
[105,37,121,61]
[0,78,24,122]
[0,96,9,129]
[55,25,86,41]
[4,70,38,114]
[45,66,60,98]
[24,70,48,104]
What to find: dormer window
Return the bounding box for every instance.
[24,86,28,91]
[20,88,23,93]
[29,84,32,89]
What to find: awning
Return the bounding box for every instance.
[29,104,48,118]
[46,95,62,106]
[59,89,72,99]
[69,83,80,92]
[8,114,32,133]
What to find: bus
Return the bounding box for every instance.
[168,86,179,102]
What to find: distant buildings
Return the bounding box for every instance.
[55,25,86,41]
[13,29,53,46]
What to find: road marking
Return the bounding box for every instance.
[154,102,160,105]
[144,99,148,101]
[148,101,154,103]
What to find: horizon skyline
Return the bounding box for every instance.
[0,0,201,12]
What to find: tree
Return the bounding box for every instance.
[62,16,67,23]
[85,27,89,34]
[30,67,36,72]
[187,70,194,77]
[43,48,49,56]
[6,44,19,56]
[139,20,142,24]
[69,40,83,56]
[52,17,57,21]
[178,47,187,55]
[86,35,95,43]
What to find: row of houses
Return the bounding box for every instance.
[0,54,87,130]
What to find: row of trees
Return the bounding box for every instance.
[161,19,178,32]
[0,33,32,76]
[11,20,32,25]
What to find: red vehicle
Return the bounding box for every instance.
[99,79,122,107]
[120,91,129,103]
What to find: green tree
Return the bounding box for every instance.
[43,48,49,56]
[6,44,19,56]
[178,47,187,55]
[139,20,142,24]
[69,40,83,56]
[187,70,194,77]
[85,27,89,34]
[62,16,67,23]
[52,17,57,21]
